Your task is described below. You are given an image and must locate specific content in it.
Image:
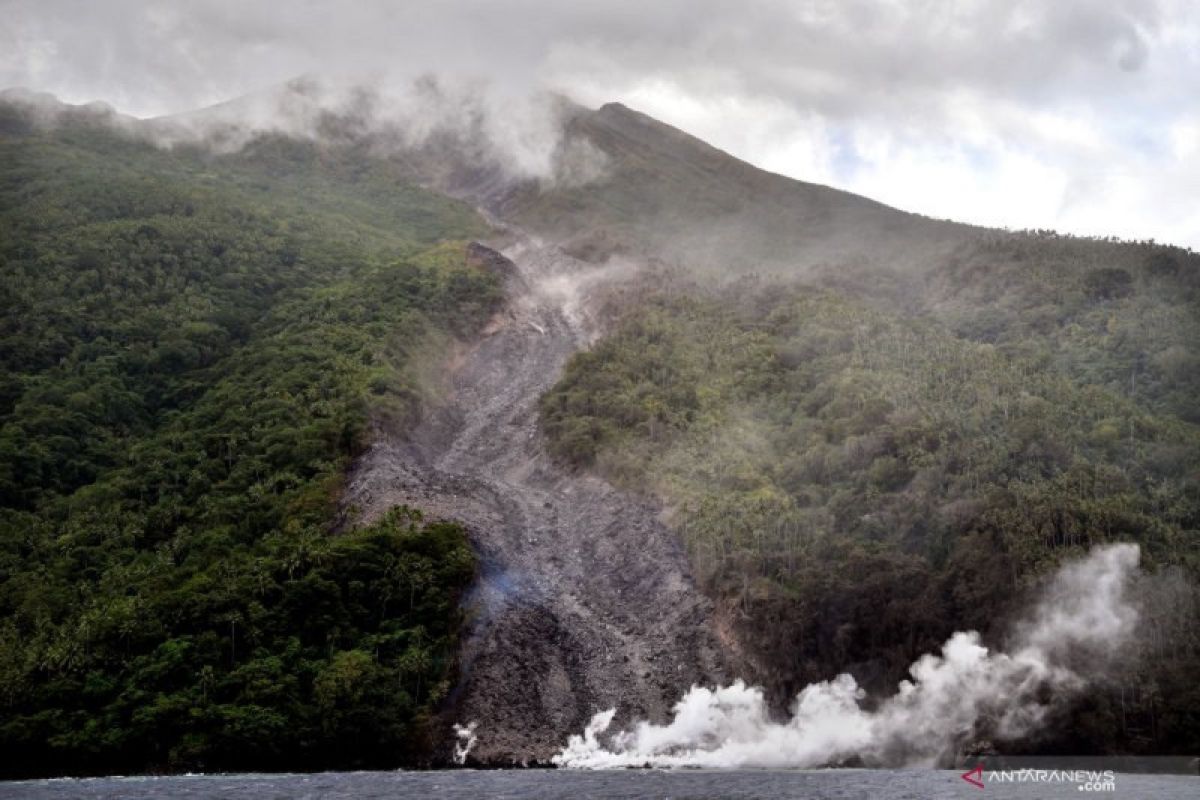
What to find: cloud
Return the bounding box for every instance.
[3,0,1198,246]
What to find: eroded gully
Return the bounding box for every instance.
[342,235,727,764]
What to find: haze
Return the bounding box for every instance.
[3,1,1198,243]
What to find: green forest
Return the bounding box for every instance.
[0,109,500,776]
[542,238,1200,753]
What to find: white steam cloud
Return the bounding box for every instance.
[452,721,478,765]
[153,74,608,187]
[555,543,1141,769]
[3,75,610,191]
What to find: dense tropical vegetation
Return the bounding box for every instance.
[543,237,1200,754]
[0,104,500,776]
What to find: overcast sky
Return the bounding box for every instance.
[4,0,1198,248]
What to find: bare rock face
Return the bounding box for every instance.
[342,238,728,764]
[465,241,521,282]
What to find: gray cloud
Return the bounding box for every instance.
[3,0,1198,246]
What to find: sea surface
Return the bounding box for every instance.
[1,769,1196,800]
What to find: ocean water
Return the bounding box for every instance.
[1,769,1195,800]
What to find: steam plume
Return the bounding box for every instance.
[554,543,1141,769]
[452,721,478,765]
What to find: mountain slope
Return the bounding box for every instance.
[541,279,1200,752]
[341,240,727,764]
[496,99,1200,421]
[0,97,502,776]
[1,83,1198,770]
[524,111,1200,754]
[498,102,973,275]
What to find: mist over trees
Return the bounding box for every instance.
[0,108,501,776]
[542,235,1200,754]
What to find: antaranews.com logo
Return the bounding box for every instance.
[961,763,1116,792]
[957,755,1197,794]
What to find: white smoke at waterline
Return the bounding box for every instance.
[554,543,1141,769]
[452,721,478,765]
